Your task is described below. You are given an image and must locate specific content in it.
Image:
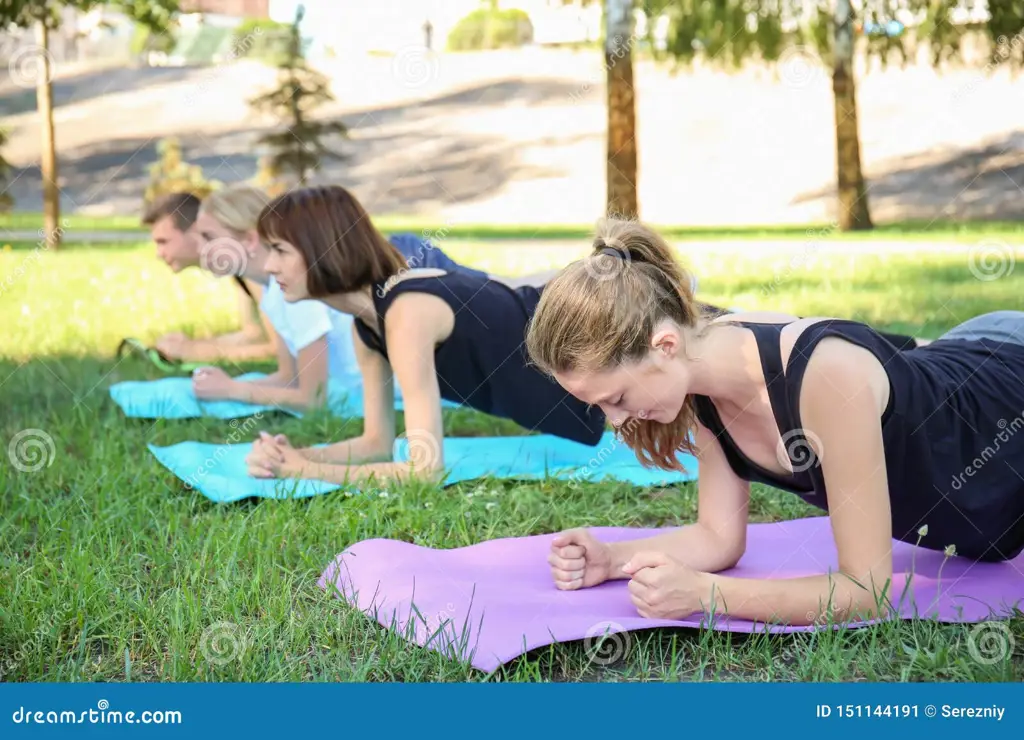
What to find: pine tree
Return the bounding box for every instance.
[247,5,347,188]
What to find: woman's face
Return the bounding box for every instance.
[555,348,687,429]
[191,212,259,277]
[262,238,309,301]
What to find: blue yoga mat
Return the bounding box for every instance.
[110,373,459,420]
[148,432,698,503]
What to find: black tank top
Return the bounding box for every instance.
[352,270,607,446]
[694,320,1024,561]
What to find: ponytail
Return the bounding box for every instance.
[526,218,704,471]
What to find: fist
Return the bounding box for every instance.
[547,528,613,591]
[191,366,235,399]
[155,332,189,359]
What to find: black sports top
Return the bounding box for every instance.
[352,270,607,446]
[694,320,1024,561]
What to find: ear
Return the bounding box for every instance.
[242,229,261,255]
[650,323,680,359]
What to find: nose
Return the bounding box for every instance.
[602,406,629,428]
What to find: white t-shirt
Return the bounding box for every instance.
[258,278,360,380]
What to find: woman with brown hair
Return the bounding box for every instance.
[243,185,607,484]
[525,217,1024,627]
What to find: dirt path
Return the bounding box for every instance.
[3,48,1022,225]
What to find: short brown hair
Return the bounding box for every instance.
[526,218,706,472]
[142,192,201,231]
[256,185,406,297]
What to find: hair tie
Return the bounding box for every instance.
[593,238,629,262]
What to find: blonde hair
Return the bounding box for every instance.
[199,185,271,235]
[525,218,705,471]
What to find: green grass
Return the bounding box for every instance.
[1,242,1022,682]
[3,212,1024,242]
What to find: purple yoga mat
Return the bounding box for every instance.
[317,516,1024,673]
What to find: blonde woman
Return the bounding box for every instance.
[525,218,1024,627]
[185,185,359,413]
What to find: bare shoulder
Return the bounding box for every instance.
[384,289,455,346]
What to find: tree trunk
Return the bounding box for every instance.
[832,0,872,231]
[37,21,61,249]
[605,0,638,219]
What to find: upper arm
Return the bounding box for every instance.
[383,294,453,474]
[693,419,751,560]
[351,321,397,450]
[293,336,329,402]
[798,339,893,590]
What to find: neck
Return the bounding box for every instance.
[323,286,379,326]
[679,322,763,407]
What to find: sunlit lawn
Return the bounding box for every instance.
[1,239,1021,682]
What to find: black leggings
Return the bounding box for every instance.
[698,302,919,351]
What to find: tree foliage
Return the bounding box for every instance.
[0,0,178,31]
[247,5,347,187]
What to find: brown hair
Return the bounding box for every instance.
[142,192,201,231]
[525,217,706,471]
[256,185,406,297]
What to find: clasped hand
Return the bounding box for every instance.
[245,431,307,479]
[191,366,236,399]
[548,529,710,620]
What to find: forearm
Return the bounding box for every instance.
[298,458,441,486]
[698,571,888,626]
[301,435,393,466]
[609,523,742,578]
[178,338,276,362]
[227,380,321,413]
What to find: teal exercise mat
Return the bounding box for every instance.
[110,374,460,420]
[148,431,699,503]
